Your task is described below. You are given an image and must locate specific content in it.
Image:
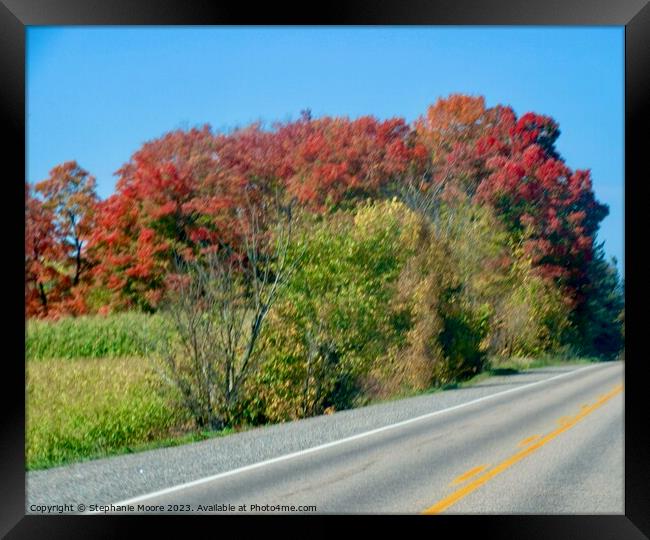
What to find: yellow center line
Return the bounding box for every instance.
[449,465,489,486]
[422,383,623,515]
[517,434,540,447]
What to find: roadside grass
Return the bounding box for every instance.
[437,355,597,391]
[488,353,597,371]
[26,313,165,360]
[25,346,602,471]
[356,354,599,406]
[26,356,195,470]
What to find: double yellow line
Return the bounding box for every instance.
[422,383,623,514]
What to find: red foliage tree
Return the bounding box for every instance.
[89,126,219,311]
[276,114,412,211]
[89,125,283,311]
[472,106,608,302]
[414,94,496,197]
[35,161,98,287]
[415,94,608,307]
[25,184,66,318]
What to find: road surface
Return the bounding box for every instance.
[27,361,623,514]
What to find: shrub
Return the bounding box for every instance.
[248,200,420,422]
[393,196,573,385]
[148,200,300,430]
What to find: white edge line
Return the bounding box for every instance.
[87,362,608,513]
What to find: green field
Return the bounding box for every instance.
[26,312,165,360]
[26,355,191,470]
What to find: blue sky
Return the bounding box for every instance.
[27,27,624,272]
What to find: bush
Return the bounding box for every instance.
[247,200,420,422]
[485,244,574,359]
[147,200,299,430]
[392,197,573,384]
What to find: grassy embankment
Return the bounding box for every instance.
[26,313,598,471]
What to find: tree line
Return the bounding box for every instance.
[26,94,624,381]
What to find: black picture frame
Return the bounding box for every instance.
[3,1,648,537]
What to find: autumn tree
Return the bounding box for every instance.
[89,125,288,312]
[25,183,65,317]
[89,126,223,311]
[473,110,609,305]
[414,95,608,313]
[36,161,99,296]
[409,94,618,358]
[275,115,413,211]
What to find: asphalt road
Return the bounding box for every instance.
[27,361,623,515]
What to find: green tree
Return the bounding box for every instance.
[252,200,418,421]
[574,245,624,358]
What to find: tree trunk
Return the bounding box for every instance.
[73,241,82,286]
[37,282,48,315]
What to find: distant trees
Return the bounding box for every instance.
[572,245,625,358]
[26,161,98,317]
[26,184,63,317]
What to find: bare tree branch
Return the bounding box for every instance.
[150,196,303,429]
